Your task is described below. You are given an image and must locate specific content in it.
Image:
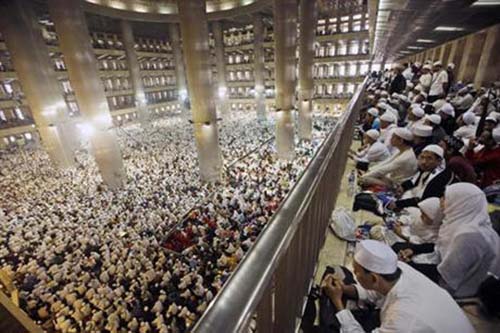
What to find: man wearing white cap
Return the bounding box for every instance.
[405,105,425,132]
[362,108,380,132]
[446,63,455,95]
[379,112,398,155]
[322,240,474,333]
[424,114,446,144]
[360,128,417,188]
[412,124,434,156]
[453,111,477,140]
[437,103,457,136]
[428,61,448,103]
[389,145,456,210]
[451,87,474,114]
[416,64,432,93]
[350,129,390,165]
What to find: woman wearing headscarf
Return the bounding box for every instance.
[436,183,500,297]
[393,198,444,283]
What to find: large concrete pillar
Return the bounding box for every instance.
[49,0,125,188]
[168,23,189,112]
[121,20,148,126]
[0,0,74,168]
[457,31,487,83]
[212,21,229,117]
[176,0,222,182]
[253,14,267,119]
[274,0,298,160]
[298,0,317,140]
[474,24,500,88]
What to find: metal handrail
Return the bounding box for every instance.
[193,77,368,332]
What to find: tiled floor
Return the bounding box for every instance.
[313,142,500,332]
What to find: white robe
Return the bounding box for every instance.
[336,262,474,333]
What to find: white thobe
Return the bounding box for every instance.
[363,148,417,183]
[336,263,474,333]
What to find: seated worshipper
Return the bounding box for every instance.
[439,136,477,183]
[321,240,474,333]
[393,197,444,249]
[483,116,498,133]
[411,124,433,156]
[435,183,500,297]
[378,112,398,155]
[349,129,390,170]
[465,128,500,188]
[405,105,425,132]
[424,114,446,144]
[360,128,417,189]
[453,111,477,140]
[361,108,380,132]
[388,145,456,210]
[451,86,474,115]
[437,102,457,136]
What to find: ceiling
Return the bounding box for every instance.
[372,0,500,62]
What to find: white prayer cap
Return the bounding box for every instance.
[380,91,389,97]
[393,127,413,141]
[426,114,441,125]
[380,112,396,123]
[376,102,388,110]
[433,61,443,67]
[407,82,415,89]
[398,94,409,103]
[447,63,455,69]
[489,111,500,121]
[365,129,380,141]
[354,240,398,274]
[438,103,455,117]
[391,92,399,98]
[493,127,500,144]
[485,116,498,124]
[423,64,432,70]
[413,124,433,137]
[367,107,379,117]
[458,87,469,94]
[432,98,446,111]
[411,106,425,118]
[422,144,444,159]
[462,112,476,125]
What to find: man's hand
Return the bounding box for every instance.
[398,248,414,262]
[468,138,476,150]
[322,275,345,311]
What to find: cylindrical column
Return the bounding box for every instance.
[168,23,189,112]
[121,20,148,126]
[212,21,229,117]
[274,0,298,160]
[49,0,125,188]
[176,0,222,182]
[298,0,317,140]
[474,24,500,88]
[0,0,74,168]
[253,14,267,119]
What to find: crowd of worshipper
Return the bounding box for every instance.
[0,109,336,332]
[322,61,500,332]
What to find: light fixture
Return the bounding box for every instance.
[407,46,424,50]
[471,0,500,6]
[434,26,465,32]
[416,39,436,43]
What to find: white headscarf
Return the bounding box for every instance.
[437,183,500,274]
[418,197,444,226]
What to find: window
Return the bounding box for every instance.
[347,83,355,93]
[4,83,13,94]
[352,21,361,32]
[341,22,349,33]
[360,62,369,75]
[349,40,359,55]
[349,63,357,76]
[337,42,347,55]
[336,84,344,94]
[338,64,345,76]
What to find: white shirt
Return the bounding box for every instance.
[429,70,448,97]
[453,125,476,140]
[355,141,390,164]
[417,73,432,92]
[379,125,398,155]
[363,148,417,183]
[336,263,474,333]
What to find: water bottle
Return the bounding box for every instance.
[348,170,356,197]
